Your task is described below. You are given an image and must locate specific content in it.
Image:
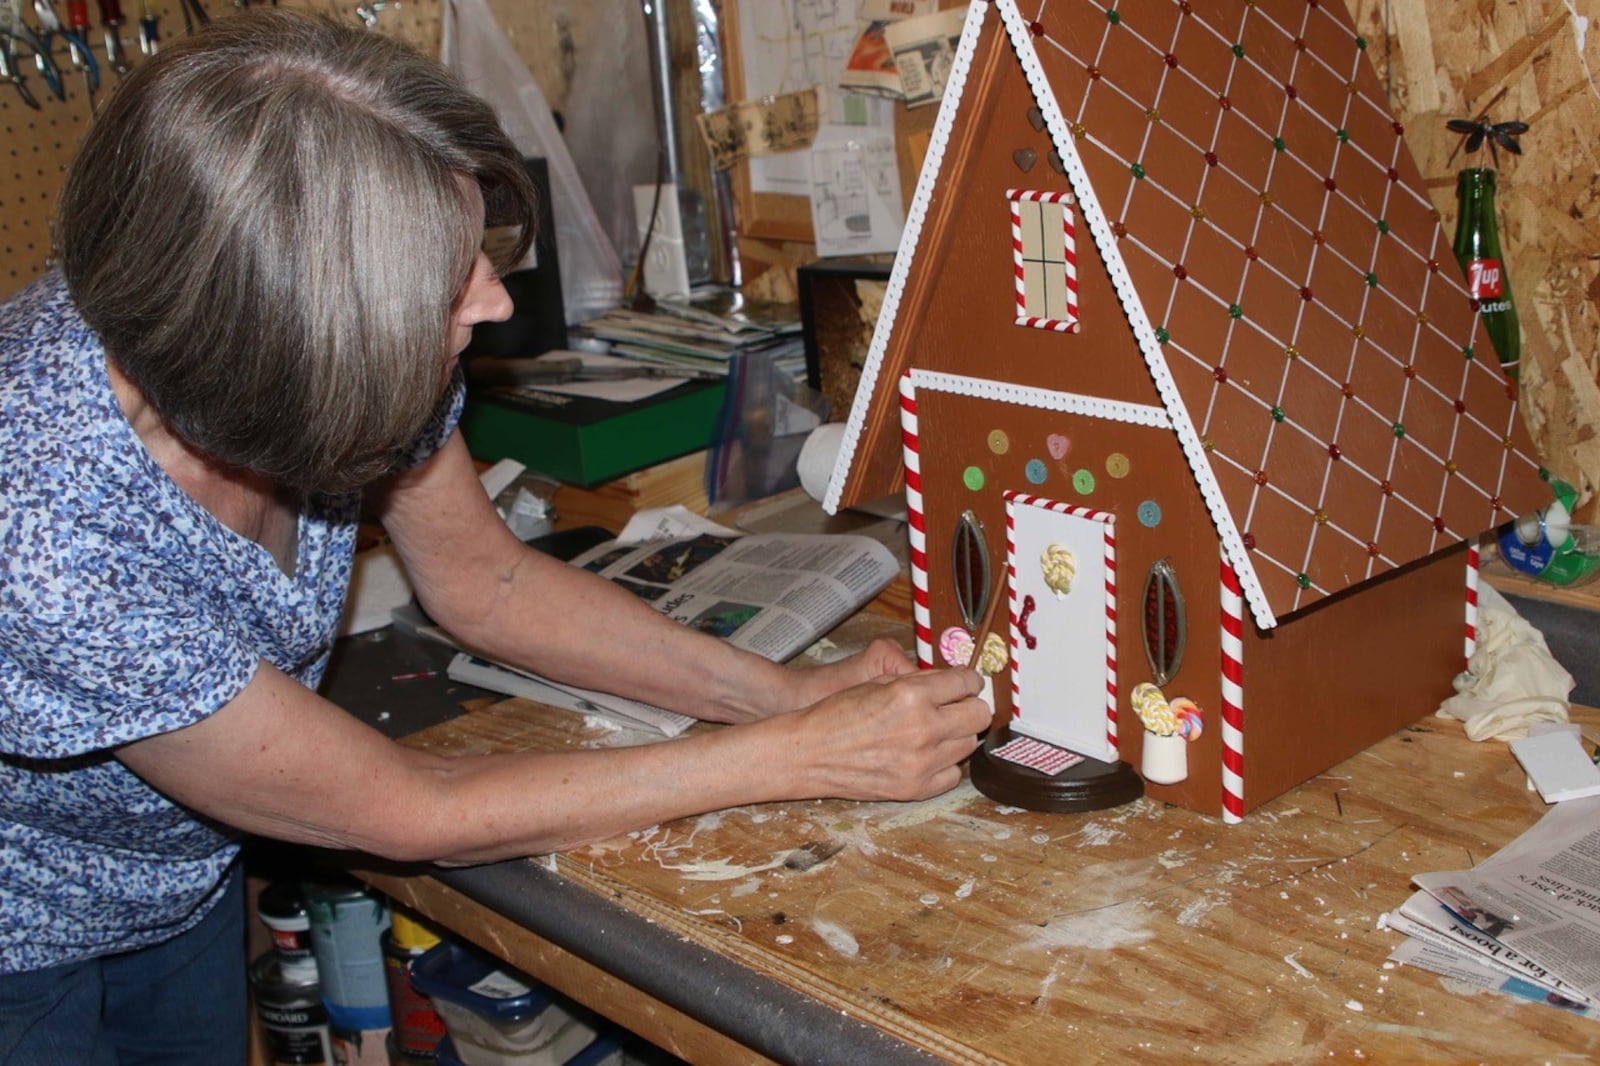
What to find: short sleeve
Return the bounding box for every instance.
[0,480,259,760]
[391,368,467,472]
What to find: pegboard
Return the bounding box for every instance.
[0,0,444,299]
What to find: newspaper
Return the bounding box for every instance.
[1384,794,1600,1010]
[446,507,901,737]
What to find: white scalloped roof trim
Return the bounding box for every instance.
[822,0,992,517]
[996,0,1275,630]
[909,369,1172,428]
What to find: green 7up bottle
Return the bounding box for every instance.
[1452,167,1521,387]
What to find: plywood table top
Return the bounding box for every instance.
[393,668,1600,1063]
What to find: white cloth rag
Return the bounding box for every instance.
[1436,582,1574,741]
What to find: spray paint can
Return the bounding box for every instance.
[382,910,447,1059]
[301,878,392,1035]
[257,881,318,983]
[251,950,333,1065]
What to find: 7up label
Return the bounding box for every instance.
[1466,258,1504,300]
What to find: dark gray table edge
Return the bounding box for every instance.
[432,860,944,1066]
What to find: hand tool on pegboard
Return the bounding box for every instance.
[3,0,63,101]
[0,27,39,107]
[176,0,207,33]
[136,0,154,54]
[32,0,98,109]
[95,0,129,76]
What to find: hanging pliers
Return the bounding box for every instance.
[0,29,39,108]
[3,0,63,101]
[32,0,98,104]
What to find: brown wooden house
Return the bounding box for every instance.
[824,0,1548,819]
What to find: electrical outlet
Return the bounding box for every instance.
[633,183,692,299]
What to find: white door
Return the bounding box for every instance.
[1004,491,1118,763]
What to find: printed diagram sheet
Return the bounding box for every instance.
[807,126,903,257]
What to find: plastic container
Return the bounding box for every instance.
[409,940,597,1066]
[301,877,391,1033]
[435,1031,624,1066]
[258,882,319,983]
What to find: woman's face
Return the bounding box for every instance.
[447,250,513,364]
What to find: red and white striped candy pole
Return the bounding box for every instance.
[1220,551,1245,823]
[899,371,933,668]
[1464,544,1480,668]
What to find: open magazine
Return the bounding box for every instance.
[1382,793,1600,1017]
[445,507,901,736]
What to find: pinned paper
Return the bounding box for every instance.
[808,125,904,257]
[885,8,967,109]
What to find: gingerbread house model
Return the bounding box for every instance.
[823,0,1549,820]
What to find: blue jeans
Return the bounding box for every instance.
[0,864,248,1066]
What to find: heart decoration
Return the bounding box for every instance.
[1047,150,1066,175]
[1047,433,1069,460]
[1026,106,1046,131]
[1012,147,1037,173]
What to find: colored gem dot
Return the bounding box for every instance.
[1356,35,1369,50]
[1296,573,1312,590]
[1286,83,1299,99]
[1403,364,1417,379]
[1219,94,1232,110]
[1025,459,1048,485]
[1254,469,1269,486]
[1146,108,1161,123]
[1137,500,1162,528]
[1201,435,1215,452]
[1540,466,1551,480]
[1392,422,1406,438]
[1155,326,1171,344]
[1299,286,1313,302]
[1323,177,1337,192]
[1445,460,1459,475]
[1387,167,1400,182]
[1294,37,1307,51]
[1433,516,1447,533]
[1431,208,1443,223]
[1490,496,1502,511]
[1463,345,1475,360]
[1342,383,1355,398]
[1351,325,1365,339]
[1506,383,1518,400]
[1272,136,1287,151]
[1070,123,1088,138]
[1347,81,1360,93]
[1245,245,1259,260]
[1174,264,1189,280]
[1328,443,1342,461]
[1367,542,1380,557]
[1131,162,1146,179]
[1228,303,1243,319]
[1242,532,1258,550]
[1416,312,1430,326]
[1087,65,1101,79]
[1165,53,1179,68]
[1336,128,1350,143]
[1232,43,1245,58]
[1214,366,1228,383]
[1377,219,1390,234]
[1106,453,1131,478]
[963,466,986,491]
[988,429,1011,454]
[1180,1,1192,14]
[1393,121,1405,135]
[1380,480,1394,496]
[1454,399,1467,414]
[1311,230,1326,245]
[1072,468,1096,494]
[1258,191,1275,206]
[1271,406,1285,422]
[1030,21,1045,36]
[1204,150,1219,166]
[1429,259,1442,274]
[1365,272,1379,288]
[1190,205,1206,220]
[1314,509,1329,526]
[1112,221,1128,238]
[1505,436,1517,450]
[1107,9,1120,24]
[1285,345,1299,359]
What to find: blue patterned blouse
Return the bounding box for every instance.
[0,271,462,973]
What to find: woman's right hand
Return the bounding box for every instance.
[767,667,990,803]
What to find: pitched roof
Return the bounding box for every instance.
[825,0,1547,629]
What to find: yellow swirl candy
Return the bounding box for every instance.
[1132,681,1177,736]
[1039,544,1077,597]
[976,633,1010,676]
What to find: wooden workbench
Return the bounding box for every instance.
[353,610,1600,1064]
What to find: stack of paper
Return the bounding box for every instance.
[1382,795,1600,1019]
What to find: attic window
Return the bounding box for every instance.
[1008,189,1080,332]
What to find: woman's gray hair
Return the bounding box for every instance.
[58,9,536,495]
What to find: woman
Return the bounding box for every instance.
[0,11,987,1064]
